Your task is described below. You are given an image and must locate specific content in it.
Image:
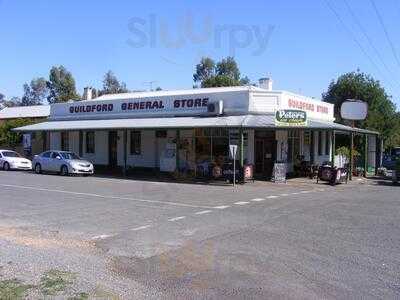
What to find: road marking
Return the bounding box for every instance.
[195,210,212,215]
[168,216,186,222]
[214,205,230,209]
[266,195,279,199]
[131,225,152,231]
[251,198,265,202]
[279,194,289,197]
[290,192,300,195]
[234,201,250,205]
[91,234,113,240]
[299,190,311,194]
[0,184,213,209]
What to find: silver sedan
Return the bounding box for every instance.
[32,150,94,176]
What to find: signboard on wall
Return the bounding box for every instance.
[275,110,307,126]
[280,95,334,122]
[49,90,249,121]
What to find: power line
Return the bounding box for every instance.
[342,0,400,90]
[322,0,391,81]
[370,0,400,69]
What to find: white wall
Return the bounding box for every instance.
[313,131,331,165]
[69,131,80,154]
[125,130,158,168]
[50,132,60,150]
[81,131,108,165]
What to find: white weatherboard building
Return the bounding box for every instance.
[15,83,379,178]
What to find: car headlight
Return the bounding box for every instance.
[70,163,80,169]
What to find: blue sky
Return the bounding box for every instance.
[1,0,400,107]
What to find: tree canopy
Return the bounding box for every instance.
[21,77,48,106]
[0,118,36,147]
[99,71,129,95]
[47,66,80,104]
[193,56,250,88]
[322,71,400,148]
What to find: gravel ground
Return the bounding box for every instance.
[0,171,399,299]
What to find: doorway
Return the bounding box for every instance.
[254,131,276,178]
[108,131,118,168]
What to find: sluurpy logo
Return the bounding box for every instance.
[126,12,275,62]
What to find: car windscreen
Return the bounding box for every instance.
[2,151,21,158]
[60,152,80,160]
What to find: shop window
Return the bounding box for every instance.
[86,131,95,154]
[288,130,301,163]
[156,130,167,138]
[318,131,323,156]
[130,131,141,155]
[61,132,69,151]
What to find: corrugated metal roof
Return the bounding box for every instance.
[0,105,50,119]
[93,86,270,101]
[13,114,378,135]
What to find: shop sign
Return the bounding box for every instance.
[275,109,307,126]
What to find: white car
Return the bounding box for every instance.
[0,150,32,171]
[32,150,94,176]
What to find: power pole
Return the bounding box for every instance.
[143,81,157,91]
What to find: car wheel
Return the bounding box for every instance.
[34,163,42,174]
[60,165,69,176]
[3,162,10,171]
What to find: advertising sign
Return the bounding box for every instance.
[341,100,368,121]
[275,109,307,126]
[22,133,31,150]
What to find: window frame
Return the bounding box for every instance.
[130,130,141,155]
[61,132,69,151]
[86,131,95,154]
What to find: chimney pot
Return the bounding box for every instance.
[259,77,273,91]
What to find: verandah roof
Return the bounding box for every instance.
[13,114,379,135]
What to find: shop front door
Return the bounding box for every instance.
[255,132,276,178]
[108,131,118,168]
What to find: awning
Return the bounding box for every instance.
[13,114,379,135]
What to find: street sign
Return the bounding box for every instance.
[229,144,238,187]
[229,144,238,159]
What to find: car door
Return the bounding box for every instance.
[39,151,52,171]
[0,152,4,169]
[50,152,63,172]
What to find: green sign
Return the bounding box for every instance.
[275,109,307,126]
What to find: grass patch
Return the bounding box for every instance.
[39,269,76,296]
[0,279,34,299]
[68,292,89,300]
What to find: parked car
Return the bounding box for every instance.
[0,149,32,171]
[32,150,94,176]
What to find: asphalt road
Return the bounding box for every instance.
[0,171,399,299]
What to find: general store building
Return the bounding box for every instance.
[15,80,379,179]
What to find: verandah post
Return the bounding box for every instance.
[350,131,354,180]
